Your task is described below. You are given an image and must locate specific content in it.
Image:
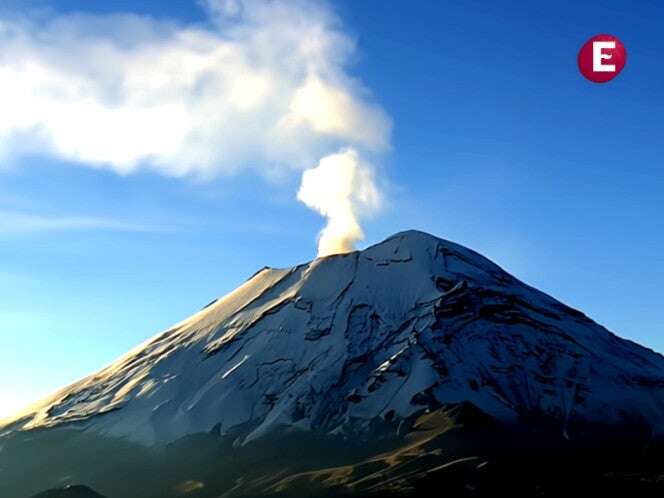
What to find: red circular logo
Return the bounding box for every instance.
[577,34,627,83]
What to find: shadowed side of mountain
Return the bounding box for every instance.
[4,403,664,498]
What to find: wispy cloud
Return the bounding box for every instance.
[0,0,391,178]
[0,211,167,234]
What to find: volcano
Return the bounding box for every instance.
[2,230,664,498]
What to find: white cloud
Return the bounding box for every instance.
[0,211,165,234]
[0,0,391,178]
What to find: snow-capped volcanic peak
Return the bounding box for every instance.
[5,230,664,445]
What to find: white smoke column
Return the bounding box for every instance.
[297,148,381,257]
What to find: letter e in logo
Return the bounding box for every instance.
[578,34,626,83]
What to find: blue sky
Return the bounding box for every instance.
[0,0,662,417]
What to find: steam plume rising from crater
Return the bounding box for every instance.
[297,148,381,257]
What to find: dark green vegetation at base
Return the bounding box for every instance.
[28,461,664,498]
[3,405,663,498]
[31,485,105,498]
[378,453,664,498]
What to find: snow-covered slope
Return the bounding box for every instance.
[4,230,664,446]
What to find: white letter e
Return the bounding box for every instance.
[593,41,616,72]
